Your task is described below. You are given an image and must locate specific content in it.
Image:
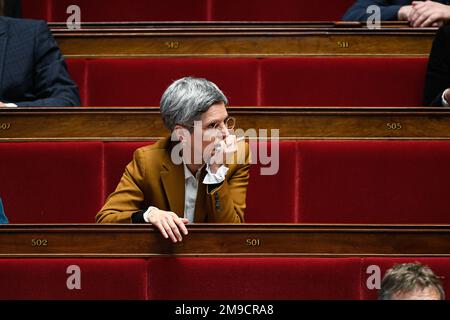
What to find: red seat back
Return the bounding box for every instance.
[297,140,450,224]
[22,0,355,22]
[0,142,103,223]
[212,0,355,21]
[22,0,208,22]
[87,58,259,107]
[0,259,148,299]
[260,58,428,106]
[246,141,298,222]
[148,257,361,299]
[66,59,87,106]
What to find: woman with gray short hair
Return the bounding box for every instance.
[96,77,250,243]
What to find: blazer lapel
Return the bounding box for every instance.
[0,18,8,92]
[160,152,185,218]
[159,137,209,222]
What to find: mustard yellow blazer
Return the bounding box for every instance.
[96,137,250,223]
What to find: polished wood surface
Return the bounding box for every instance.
[50,22,437,57]
[1,107,450,140]
[1,224,450,257]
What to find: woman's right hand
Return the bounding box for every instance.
[146,208,189,243]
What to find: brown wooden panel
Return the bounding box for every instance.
[0,108,164,140]
[1,224,450,257]
[2,107,450,141]
[50,22,437,57]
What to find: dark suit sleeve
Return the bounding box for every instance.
[342,0,403,21]
[131,211,146,223]
[423,26,450,106]
[15,21,80,107]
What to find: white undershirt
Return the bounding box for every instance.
[182,162,202,223]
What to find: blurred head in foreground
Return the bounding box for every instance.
[379,262,445,300]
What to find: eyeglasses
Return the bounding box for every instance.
[182,116,236,132]
[205,116,236,131]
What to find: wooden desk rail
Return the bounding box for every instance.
[1,224,450,258]
[49,22,437,57]
[1,107,450,141]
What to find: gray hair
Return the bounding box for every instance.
[379,262,445,300]
[160,77,228,131]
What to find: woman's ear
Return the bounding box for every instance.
[173,125,189,143]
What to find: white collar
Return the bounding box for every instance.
[182,160,203,181]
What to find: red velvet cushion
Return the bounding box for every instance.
[87,58,258,107]
[0,142,103,223]
[297,140,450,224]
[246,141,297,222]
[24,0,352,22]
[66,59,86,106]
[212,0,355,21]
[260,57,428,106]
[361,258,450,300]
[148,257,361,299]
[103,142,152,200]
[48,0,207,22]
[0,259,148,299]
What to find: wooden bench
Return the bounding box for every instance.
[2,107,450,141]
[51,22,436,58]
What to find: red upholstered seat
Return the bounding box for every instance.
[260,57,428,107]
[2,257,449,300]
[87,58,258,107]
[246,141,297,222]
[361,258,450,300]
[23,0,354,22]
[0,142,103,223]
[103,142,152,199]
[21,0,50,21]
[297,140,450,224]
[66,59,87,106]
[0,259,148,299]
[64,57,429,108]
[147,257,361,299]
[22,0,208,22]
[212,0,355,21]
[4,140,450,224]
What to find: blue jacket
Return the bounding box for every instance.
[0,198,8,224]
[343,0,449,21]
[0,17,80,106]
